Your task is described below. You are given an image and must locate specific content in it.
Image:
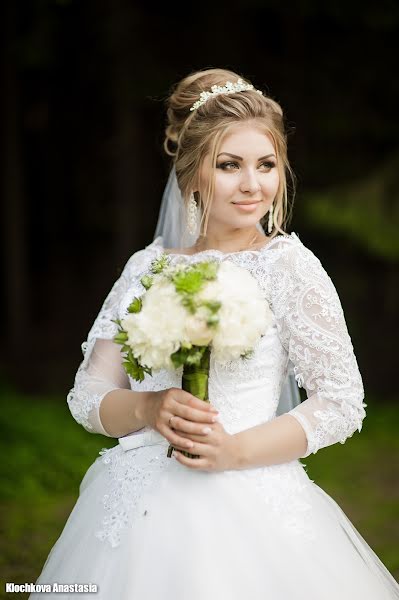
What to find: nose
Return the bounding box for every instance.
[239,168,262,195]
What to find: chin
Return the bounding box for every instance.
[233,214,264,228]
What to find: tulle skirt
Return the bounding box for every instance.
[29,441,399,599]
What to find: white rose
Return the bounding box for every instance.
[198,262,272,363]
[184,305,214,346]
[121,278,189,370]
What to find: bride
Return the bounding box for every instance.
[30,68,399,599]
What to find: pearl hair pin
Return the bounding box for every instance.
[189,78,263,112]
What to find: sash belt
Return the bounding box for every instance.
[118,428,166,452]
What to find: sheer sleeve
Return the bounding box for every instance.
[66,248,150,436]
[269,237,367,458]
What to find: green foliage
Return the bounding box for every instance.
[169,260,220,320]
[170,344,208,368]
[140,274,154,289]
[302,153,399,261]
[150,254,170,274]
[113,329,128,344]
[170,260,217,294]
[122,350,152,382]
[202,300,222,312]
[112,317,151,382]
[127,297,142,313]
[172,269,205,295]
[180,295,197,314]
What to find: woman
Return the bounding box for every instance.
[30,68,399,599]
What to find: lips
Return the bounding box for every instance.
[232,201,262,205]
[232,201,261,212]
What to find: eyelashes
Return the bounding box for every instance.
[216,161,276,171]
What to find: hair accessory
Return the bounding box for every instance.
[187,192,198,235]
[189,78,263,112]
[267,203,274,234]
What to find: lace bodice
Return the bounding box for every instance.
[67,232,367,458]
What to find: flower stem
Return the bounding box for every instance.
[167,346,210,459]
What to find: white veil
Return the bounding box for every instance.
[153,164,302,415]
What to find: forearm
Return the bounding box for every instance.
[99,389,154,438]
[232,414,308,469]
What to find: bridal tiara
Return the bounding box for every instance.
[189,78,264,112]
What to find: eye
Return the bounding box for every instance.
[216,161,239,170]
[261,161,276,170]
[216,161,277,171]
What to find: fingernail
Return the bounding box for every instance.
[211,415,220,422]
[202,427,212,434]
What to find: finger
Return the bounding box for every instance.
[178,427,214,440]
[166,423,214,452]
[167,429,198,451]
[172,404,220,425]
[171,389,219,413]
[170,416,215,436]
[173,450,211,471]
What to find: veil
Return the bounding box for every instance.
[153,164,302,415]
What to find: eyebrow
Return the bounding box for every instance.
[217,152,276,160]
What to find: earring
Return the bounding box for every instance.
[187,192,198,235]
[267,203,274,234]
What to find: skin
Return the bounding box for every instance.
[193,121,279,253]
[146,122,307,471]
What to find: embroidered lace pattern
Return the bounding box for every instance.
[95,443,170,548]
[66,247,161,433]
[66,232,367,547]
[145,234,366,457]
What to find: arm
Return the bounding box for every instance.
[232,414,308,469]
[66,249,153,437]
[233,239,367,468]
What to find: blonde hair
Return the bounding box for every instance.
[163,68,296,240]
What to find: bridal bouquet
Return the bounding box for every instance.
[112,253,272,459]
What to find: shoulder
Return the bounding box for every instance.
[263,232,320,265]
[263,232,332,286]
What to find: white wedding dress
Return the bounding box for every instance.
[30,233,399,599]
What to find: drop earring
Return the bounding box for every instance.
[187,192,198,235]
[267,202,274,234]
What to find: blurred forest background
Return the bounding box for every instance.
[1,0,398,594]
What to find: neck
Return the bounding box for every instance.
[193,226,267,254]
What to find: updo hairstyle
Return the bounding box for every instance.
[163,68,296,239]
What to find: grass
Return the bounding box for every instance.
[0,389,398,598]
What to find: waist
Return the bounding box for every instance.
[118,427,167,452]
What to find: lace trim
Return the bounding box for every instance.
[67,246,160,432]
[149,232,300,259]
[95,444,169,548]
[225,462,318,541]
[67,337,100,432]
[77,232,367,547]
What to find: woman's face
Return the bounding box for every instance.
[197,123,280,233]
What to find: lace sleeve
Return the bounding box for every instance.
[269,238,367,458]
[66,248,150,436]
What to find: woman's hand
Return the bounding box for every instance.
[174,420,240,472]
[144,388,220,454]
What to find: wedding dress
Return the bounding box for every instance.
[30,233,399,599]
